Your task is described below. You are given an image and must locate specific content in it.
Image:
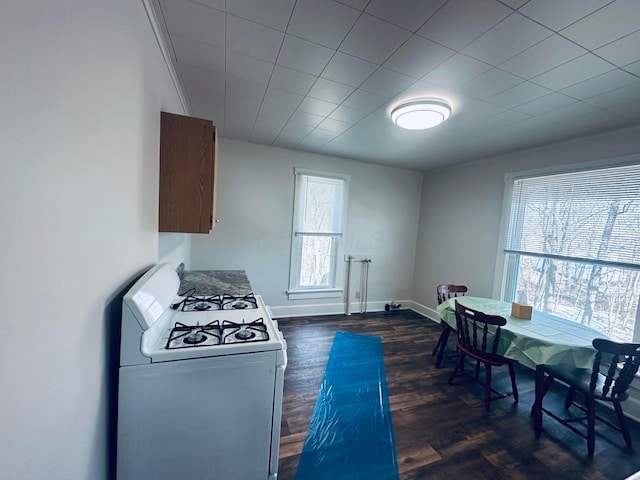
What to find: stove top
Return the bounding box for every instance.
[171,292,258,312]
[166,318,268,349]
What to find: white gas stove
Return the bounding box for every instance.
[117,263,287,480]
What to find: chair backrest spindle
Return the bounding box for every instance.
[590,338,640,400]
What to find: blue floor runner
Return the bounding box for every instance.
[295,332,399,480]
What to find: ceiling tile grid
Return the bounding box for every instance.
[152,0,640,170]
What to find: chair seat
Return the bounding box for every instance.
[544,364,630,402]
[458,343,512,368]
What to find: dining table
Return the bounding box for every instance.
[435,296,607,432]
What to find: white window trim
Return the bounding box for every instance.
[287,168,350,300]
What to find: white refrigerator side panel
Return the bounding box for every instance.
[117,352,277,480]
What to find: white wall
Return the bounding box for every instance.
[190,140,423,316]
[0,1,184,479]
[412,125,640,318]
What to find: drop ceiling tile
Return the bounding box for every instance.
[339,13,412,64]
[276,35,334,76]
[320,52,378,87]
[498,0,529,8]
[226,0,295,31]
[456,68,523,100]
[535,101,628,130]
[335,0,368,10]
[499,34,587,79]
[487,81,551,108]
[191,0,225,10]
[582,81,640,109]
[514,92,578,116]
[185,85,225,123]
[594,30,640,68]
[178,63,225,92]
[308,78,355,104]
[276,122,314,144]
[298,129,337,149]
[250,130,279,144]
[365,0,447,32]
[417,0,511,51]
[287,0,360,48]
[531,53,615,90]
[483,109,533,127]
[328,104,371,123]
[263,87,305,110]
[289,110,325,127]
[172,35,225,73]
[269,65,316,95]
[603,99,640,121]
[422,53,492,89]
[227,15,284,63]
[448,97,505,123]
[225,77,267,116]
[255,103,295,125]
[297,97,338,116]
[518,0,613,31]
[397,79,457,102]
[560,69,639,100]
[317,118,353,134]
[227,52,274,85]
[462,13,553,66]
[341,88,390,113]
[225,109,258,138]
[251,119,285,143]
[159,0,225,47]
[623,60,640,76]
[560,0,640,50]
[383,35,454,79]
[360,67,416,98]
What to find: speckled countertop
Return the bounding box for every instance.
[177,265,253,296]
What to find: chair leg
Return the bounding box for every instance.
[485,364,493,412]
[613,400,633,449]
[448,352,466,385]
[508,362,518,403]
[434,324,451,368]
[432,321,445,355]
[586,397,596,457]
[564,386,576,410]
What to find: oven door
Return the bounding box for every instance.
[118,352,278,480]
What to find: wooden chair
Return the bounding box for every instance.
[534,338,640,456]
[448,300,518,412]
[432,284,468,368]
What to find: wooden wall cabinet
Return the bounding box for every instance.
[159,112,218,233]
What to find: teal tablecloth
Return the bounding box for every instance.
[436,296,603,369]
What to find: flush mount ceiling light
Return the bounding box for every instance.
[390,99,451,130]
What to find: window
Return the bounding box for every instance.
[288,169,349,299]
[501,162,640,342]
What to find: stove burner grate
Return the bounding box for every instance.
[171,292,258,312]
[221,318,268,344]
[166,321,221,349]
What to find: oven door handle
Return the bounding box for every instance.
[270,360,286,478]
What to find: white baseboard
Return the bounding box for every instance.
[269,298,441,324]
[269,299,389,318]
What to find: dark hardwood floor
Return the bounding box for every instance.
[277,310,640,480]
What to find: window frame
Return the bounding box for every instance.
[493,154,640,342]
[287,168,350,300]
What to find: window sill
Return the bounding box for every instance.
[287,289,344,300]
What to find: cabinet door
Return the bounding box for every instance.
[159,112,216,233]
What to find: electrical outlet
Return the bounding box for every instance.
[355,291,360,299]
